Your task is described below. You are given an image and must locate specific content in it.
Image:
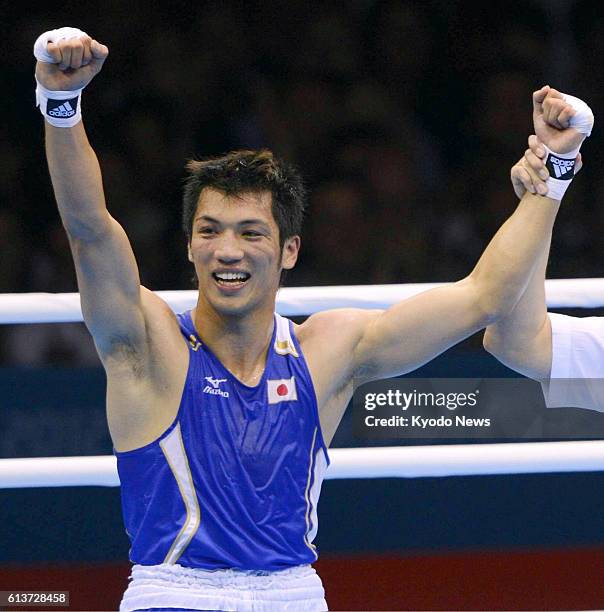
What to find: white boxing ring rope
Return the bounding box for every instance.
[2,442,604,489]
[1,280,604,490]
[4,278,604,324]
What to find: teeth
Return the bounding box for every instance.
[215,272,248,281]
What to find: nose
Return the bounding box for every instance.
[214,231,245,263]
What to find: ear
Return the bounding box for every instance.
[281,235,301,270]
[187,242,193,263]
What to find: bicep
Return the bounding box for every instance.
[68,214,146,356]
[354,278,488,380]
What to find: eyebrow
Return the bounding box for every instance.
[195,215,270,228]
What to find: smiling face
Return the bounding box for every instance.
[188,187,300,317]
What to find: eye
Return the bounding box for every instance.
[198,226,216,235]
[243,230,263,238]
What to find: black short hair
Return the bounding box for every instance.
[182,149,307,250]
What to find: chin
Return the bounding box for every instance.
[214,302,250,317]
[206,294,256,317]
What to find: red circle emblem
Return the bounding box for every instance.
[277,384,288,396]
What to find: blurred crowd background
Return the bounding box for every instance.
[2,0,604,366]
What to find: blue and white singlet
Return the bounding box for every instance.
[115,311,330,571]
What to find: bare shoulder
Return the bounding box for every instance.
[296,308,382,387]
[294,309,383,445]
[297,308,382,347]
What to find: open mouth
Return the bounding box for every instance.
[212,272,251,287]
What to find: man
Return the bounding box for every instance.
[34,27,581,612]
[485,88,603,413]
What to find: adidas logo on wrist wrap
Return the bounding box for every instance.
[543,145,578,201]
[545,152,575,180]
[46,96,79,119]
[35,80,82,128]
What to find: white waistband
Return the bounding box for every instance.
[119,563,327,612]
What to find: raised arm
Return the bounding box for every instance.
[35,29,147,361]
[345,88,586,383]
[350,189,561,381]
[482,213,553,379]
[483,87,592,380]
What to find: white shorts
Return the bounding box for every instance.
[119,563,328,612]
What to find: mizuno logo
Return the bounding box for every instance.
[203,376,229,398]
[546,153,575,180]
[205,376,227,388]
[46,96,79,118]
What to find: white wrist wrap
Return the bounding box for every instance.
[33,27,88,128]
[544,92,594,201]
[35,81,82,128]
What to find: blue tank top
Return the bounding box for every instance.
[115,311,330,571]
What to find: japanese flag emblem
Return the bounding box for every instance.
[267,376,297,404]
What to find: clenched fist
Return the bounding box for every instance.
[532,85,585,155]
[35,30,108,92]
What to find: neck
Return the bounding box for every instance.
[192,300,275,385]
